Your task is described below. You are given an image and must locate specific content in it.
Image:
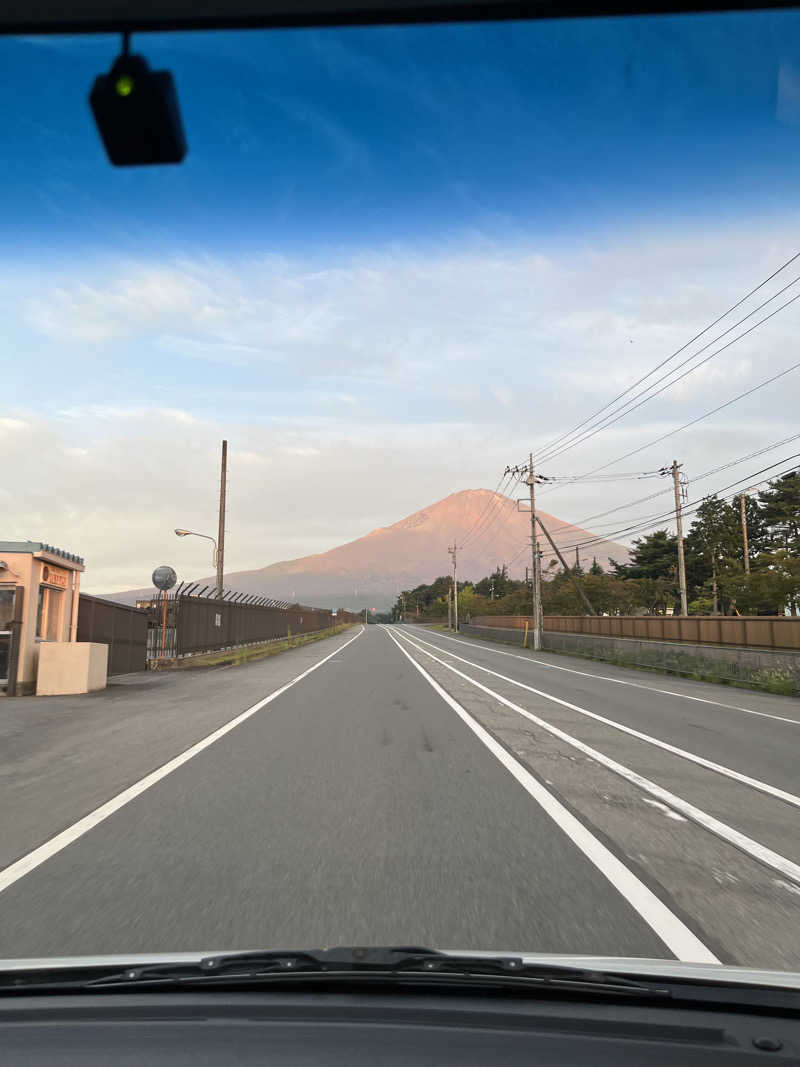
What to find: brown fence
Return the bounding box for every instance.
[77,594,149,675]
[471,614,800,651]
[175,595,334,657]
[145,592,362,661]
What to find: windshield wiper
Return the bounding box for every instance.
[0,947,669,998]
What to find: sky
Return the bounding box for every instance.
[4,10,800,592]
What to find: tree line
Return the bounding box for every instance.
[393,471,800,619]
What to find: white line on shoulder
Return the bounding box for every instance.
[399,630,800,810]
[0,627,364,895]
[390,626,800,888]
[384,626,718,964]
[421,627,800,726]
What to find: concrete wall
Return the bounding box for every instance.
[36,642,108,696]
[459,623,800,695]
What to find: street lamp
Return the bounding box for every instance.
[174,528,222,597]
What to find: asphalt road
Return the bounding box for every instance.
[0,624,798,969]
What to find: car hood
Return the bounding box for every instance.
[1,950,799,991]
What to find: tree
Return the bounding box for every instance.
[611,529,678,580]
[739,493,770,561]
[541,570,647,616]
[718,550,800,615]
[759,472,800,554]
[458,583,477,618]
[684,496,741,613]
[610,530,679,611]
[589,557,604,575]
[475,565,511,599]
[630,577,676,615]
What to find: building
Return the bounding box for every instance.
[0,541,85,696]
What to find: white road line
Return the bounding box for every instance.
[0,627,365,896]
[384,627,719,964]
[389,627,800,888]
[419,628,800,727]
[398,630,800,811]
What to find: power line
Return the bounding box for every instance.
[547,471,663,483]
[502,453,800,574]
[542,429,800,537]
[538,452,800,558]
[473,433,800,576]
[545,487,674,532]
[463,474,521,554]
[541,355,800,489]
[507,541,530,567]
[461,472,516,547]
[533,249,800,461]
[693,429,800,482]
[460,472,510,545]
[536,287,800,467]
[537,274,800,465]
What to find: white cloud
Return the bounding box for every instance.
[282,446,321,457]
[491,385,512,407]
[55,405,200,425]
[5,217,800,591]
[18,226,800,417]
[0,417,29,435]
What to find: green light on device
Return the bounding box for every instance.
[115,74,134,97]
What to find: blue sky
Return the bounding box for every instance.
[4,11,800,590]
[4,12,800,257]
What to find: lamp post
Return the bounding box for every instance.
[174,528,221,598]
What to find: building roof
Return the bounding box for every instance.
[0,541,85,565]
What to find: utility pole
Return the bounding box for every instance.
[575,547,580,572]
[216,439,227,600]
[535,545,543,635]
[505,456,544,648]
[447,578,452,629]
[489,577,495,600]
[711,554,719,615]
[665,460,688,616]
[448,541,459,631]
[527,454,542,650]
[740,492,752,574]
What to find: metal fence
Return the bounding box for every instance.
[77,593,149,675]
[175,596,334,657]
[146,625,178,660]
[145,586,362,661]
[471,614,800,652]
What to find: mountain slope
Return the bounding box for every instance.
[109,489,629,610]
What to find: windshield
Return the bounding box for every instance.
[1,10,799,976]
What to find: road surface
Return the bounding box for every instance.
[0,623,798,968]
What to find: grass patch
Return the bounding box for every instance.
[750,668,798,696]
[175,625,355,670]
[541,643,798,695]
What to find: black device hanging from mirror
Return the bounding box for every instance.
[90,31,187,166]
